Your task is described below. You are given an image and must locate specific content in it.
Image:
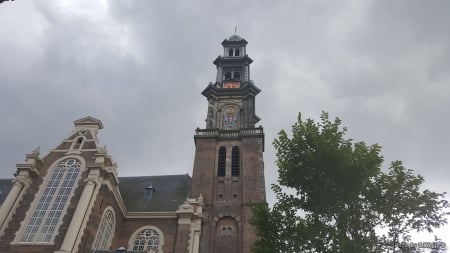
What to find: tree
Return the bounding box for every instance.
[376,161,449,252]
[252,112,449,253]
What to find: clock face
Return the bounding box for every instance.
[223,81,240,89]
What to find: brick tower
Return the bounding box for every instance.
[190,34,266,253]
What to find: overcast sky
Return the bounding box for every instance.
[1,0,449,243]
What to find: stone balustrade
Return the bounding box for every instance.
[194,127,264,139]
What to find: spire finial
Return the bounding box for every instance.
[235,26,237,35]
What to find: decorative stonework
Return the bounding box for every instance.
[175,195,204,253]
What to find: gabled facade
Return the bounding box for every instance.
[0,35,265,253]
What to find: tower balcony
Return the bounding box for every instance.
[194,127,264,150]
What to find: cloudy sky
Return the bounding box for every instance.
[1,0,449,243]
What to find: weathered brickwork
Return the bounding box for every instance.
[191,139,217,204]
[0,150,97,253]
[77,183,122,253]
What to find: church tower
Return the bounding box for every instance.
[191,35,266,253]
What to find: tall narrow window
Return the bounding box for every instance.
[92,208,115,250]
[228,49,233,56]
[217,146,226,177]
[235,49,240,56]
[231,146,240,176]
[234,72,240,80]
[221,227,232,236]
[225,72,232,80]
[19,158,82,243]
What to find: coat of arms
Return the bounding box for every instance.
[224,108,237,128]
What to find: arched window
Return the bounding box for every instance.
[224,72,232,80]
[231,146,240,176]
[130,227,163,252]
[92,207,115,250]
[19,158,82,243]
[214,217,238,252]
[221,226,232,236]
[217,146,226,177]
[72,137,84,149]
[228,49,233,56]
[233,72,240,80]
[235,49,240,56]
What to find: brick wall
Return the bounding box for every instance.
[0,151,97,253]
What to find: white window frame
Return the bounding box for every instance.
[14,156,84,244]
[221,226,232,237]
[128,225,164,253]
[92,206,115,250]
[70,136,85,150]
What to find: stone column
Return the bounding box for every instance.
[0,173,29,230]
[56,170,99,253]
[191,223,201,253]
[0,151,40,233]
[191,196,204,253]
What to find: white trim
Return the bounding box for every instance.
[70,136,85,150]
[0,178,30,238]
[12,155,86,245]
[92,206,115,250]
[71,174,102,253]
[128,225,164,253]
[51,149,101,153]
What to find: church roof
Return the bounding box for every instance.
[0,179,13,205]
[118,174,191,212]
[0,175,192,212]
[222,34,248,46]
[228,34,242,41]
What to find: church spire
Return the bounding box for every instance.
[191,35,266,253]
[202,34,261,129]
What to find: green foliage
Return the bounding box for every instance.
[252,112,449,253]
[376,161,450,252]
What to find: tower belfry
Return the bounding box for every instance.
[191,35,266,253]
[203,34,261,130]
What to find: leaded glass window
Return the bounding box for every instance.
[19,158,81,243]
[132,229,160,251]
[92,208,115,250]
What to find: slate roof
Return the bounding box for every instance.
[0,179,13,205]
[118,174,191,212]
[0,174,191,212]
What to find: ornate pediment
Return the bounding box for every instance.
[73,116,104,130]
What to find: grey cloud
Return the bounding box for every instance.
[1,0,449,240]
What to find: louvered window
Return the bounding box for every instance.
[217,146,226,177]
[231,146,240,176]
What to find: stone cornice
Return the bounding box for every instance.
[213,55,253,66]
[125,212,178,219]
[221,38,248,46]
[201,81,260,98]
[15,151,42,178]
